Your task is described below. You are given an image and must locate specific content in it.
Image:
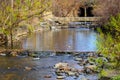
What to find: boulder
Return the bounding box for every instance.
[54,62,68,69]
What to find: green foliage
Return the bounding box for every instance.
[95,57,107,66]
[107,14,120,37]
[27,24,34,34]
[88,56,108,72]
[112,75,120,80]
[99,70,108,78]
[97,14,120,68]
[0,0,52,48]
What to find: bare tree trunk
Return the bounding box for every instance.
[10,28,13,49]
[10,0,13,49]
[5,35,8,49]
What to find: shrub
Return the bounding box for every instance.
[97,14,120,68]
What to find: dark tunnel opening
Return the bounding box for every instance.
[78,7,94,17]
[78,8,85,17]
[87,7,94,17]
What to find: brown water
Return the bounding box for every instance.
[22,28,97,51]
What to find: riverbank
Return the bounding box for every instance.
[0,27,119,80]
[0,49,29,57]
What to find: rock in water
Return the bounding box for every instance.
[67,71,75,76]
[84,64,97,73]
[0,53,6,56]
[44,75,51,78]
[74,57,83,61]
[57,76,65,79]
[25,66,32,71]
[33,57,40,60]
[54,62,68,69]
[10,51,18,56]
[85,64,96,70]
[7,67,10,69]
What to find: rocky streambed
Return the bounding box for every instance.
[0,51,109,80]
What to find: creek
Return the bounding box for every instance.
[0,28,99,80]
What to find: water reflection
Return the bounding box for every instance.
[22,28,97,51]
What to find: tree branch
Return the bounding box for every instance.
[12,8,47,28]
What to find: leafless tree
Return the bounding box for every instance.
[93,0,120,24]
[52,0,95,17]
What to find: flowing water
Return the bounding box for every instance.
[0,28,99,80]
[0,52,98,80]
